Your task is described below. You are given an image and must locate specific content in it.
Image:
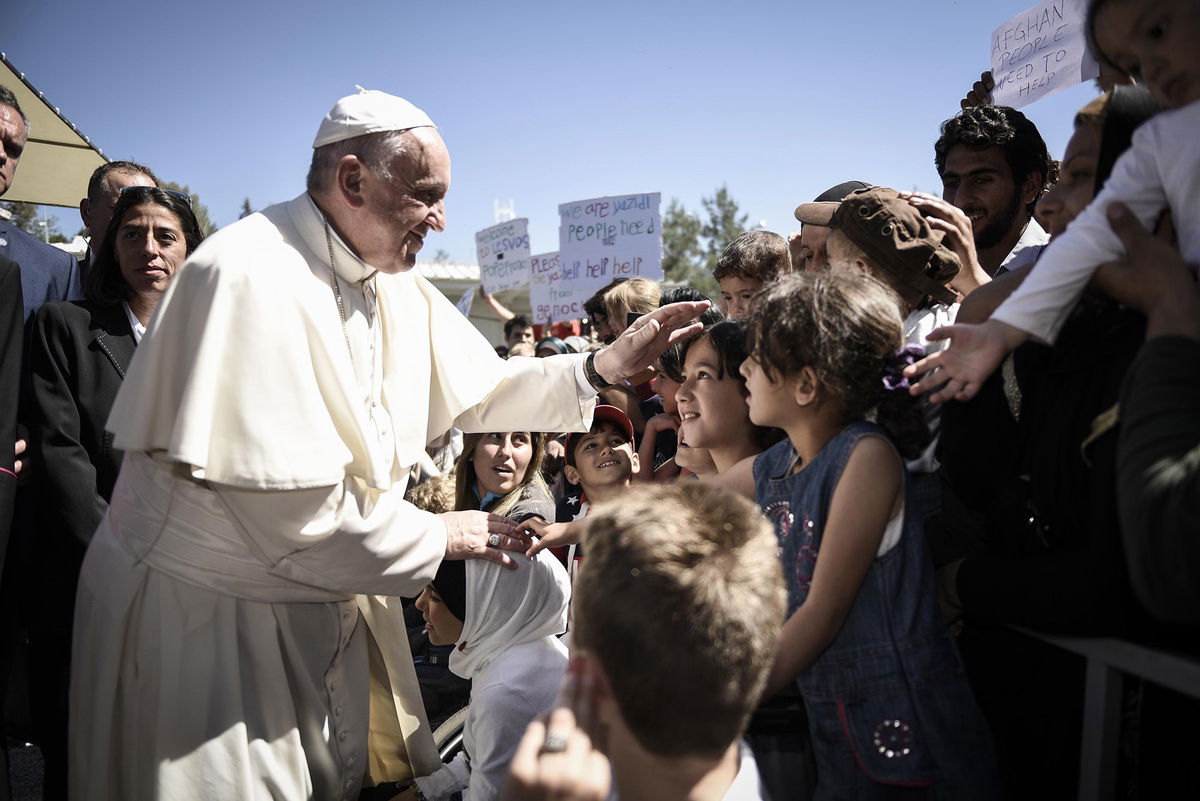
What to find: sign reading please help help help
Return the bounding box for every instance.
[990,0,1099,109]
[475,218,531,294]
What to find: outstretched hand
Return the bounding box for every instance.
[903,319,1028,403]
[440,510,530,569]
[517,518,583,558]
[592,301,709,384]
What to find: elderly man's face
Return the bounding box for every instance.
[0,104,28,197]
[356,127,451,274]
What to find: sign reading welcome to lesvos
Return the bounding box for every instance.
[475,218,531,294]
[990,0,1099,109]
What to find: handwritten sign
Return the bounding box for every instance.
[557,193,662,296]
[529,251,592,323]
[475,218,531,294]
[455,286,474,317]
[990,0,1099,109]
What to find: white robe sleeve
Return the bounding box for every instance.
[452,353,598,435]
[212,479,447,598]
[991,113,1170,344]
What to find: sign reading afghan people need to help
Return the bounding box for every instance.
[475,218,532,294]
[990,0,1099,109]
[558,193,662,300]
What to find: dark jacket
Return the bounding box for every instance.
[28,299,135,630]
[0,220,81,322]
[1116,335,1200,628]
[0,257,22,577]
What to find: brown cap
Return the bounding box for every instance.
[793,180,871,224]
[796,187,960,305]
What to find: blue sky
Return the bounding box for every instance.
[7,0,1098,263]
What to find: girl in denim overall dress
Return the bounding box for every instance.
[736,271,999,799]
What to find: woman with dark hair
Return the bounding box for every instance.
[25,185,204,797]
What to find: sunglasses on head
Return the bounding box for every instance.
[119,185,191,205]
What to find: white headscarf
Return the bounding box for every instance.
[449,551,570,680]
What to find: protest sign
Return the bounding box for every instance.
[455,286,474,317]
[529,251,592,323]
[557,193,662,297]
[990,0,1099,109]
[475,218,531,294]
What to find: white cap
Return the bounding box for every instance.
[312,86,436,148]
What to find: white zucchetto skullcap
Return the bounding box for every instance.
[312,86,436,148]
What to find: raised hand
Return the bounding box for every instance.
[592,301,709,384]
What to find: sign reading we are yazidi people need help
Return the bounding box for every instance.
[557,193,662,299]
[990,0,1099,109]
[475,218,532,294]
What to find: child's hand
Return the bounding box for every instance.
[519,519,582,557]
[903,319,1028,403]
[501,660,611,801]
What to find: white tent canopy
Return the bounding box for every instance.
[2,51,106,208]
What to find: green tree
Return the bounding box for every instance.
[239,198,254,219]
[700,184,749,276]
[661,198,703,282]
[0,201,65,241]
[162,181,218,235]
[660,197,716,295]
[433,248,451,263]
[1,201,38,234]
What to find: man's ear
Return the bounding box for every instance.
[334,155,368,209]
[79,198,91,233]
[792,366,820,407]
[564,464,581,486]
[1020,169,1044,208]
[573,650,616,724]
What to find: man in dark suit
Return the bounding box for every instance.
[0,85,82,322]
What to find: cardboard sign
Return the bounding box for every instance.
[529,251,592,323]
[990,0,1099,109]
[475,218,531,294]
[557,193,662,295]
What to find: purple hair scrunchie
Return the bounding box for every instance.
[881,344,926,393]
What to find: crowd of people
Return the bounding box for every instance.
[0,0,1197,799]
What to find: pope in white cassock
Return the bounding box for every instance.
[68,90,705,801]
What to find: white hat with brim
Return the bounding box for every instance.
[312,87,436,148]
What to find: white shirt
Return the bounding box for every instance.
[994,99,1200,343]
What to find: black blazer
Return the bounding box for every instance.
[0,257,22,577]
[28,300,135,628]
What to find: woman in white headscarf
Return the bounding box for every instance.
[395,548,570,801]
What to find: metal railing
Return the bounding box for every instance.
[1014,627,1200,801]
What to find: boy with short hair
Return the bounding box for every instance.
[712,230,790,319]
[561,405,639,519]
[503,483,785,801]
